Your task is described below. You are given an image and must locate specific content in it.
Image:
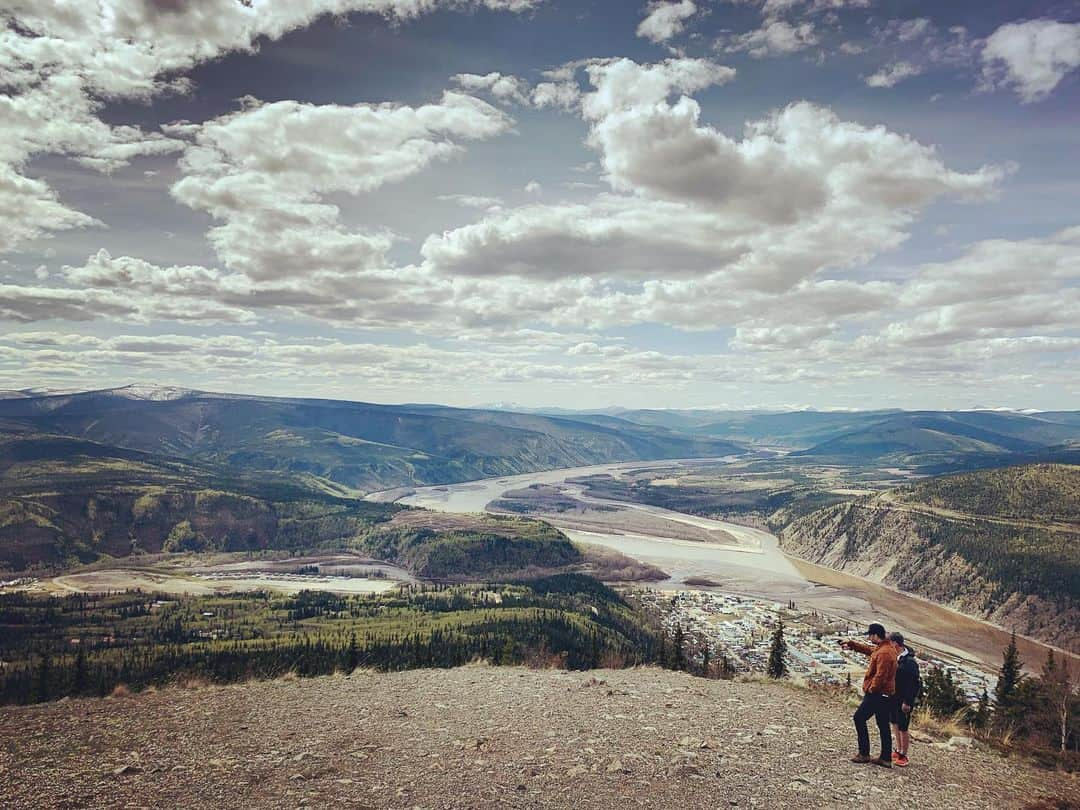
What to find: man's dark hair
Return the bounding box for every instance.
[867,622,886,639]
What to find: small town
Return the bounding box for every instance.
[638,588,995,702]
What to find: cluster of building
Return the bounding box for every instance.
[637,588,994,699]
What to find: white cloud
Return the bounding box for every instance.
[452,72,532,104]
[637,1,698,44]
[895,18,932,42]
[168,92,511,281]
[524,180,543,194]
[0,0,537,253]
[530,81,582,110]
[724,20,819,58]
[865,61,923,88]
[421,56,1006,343]
[755,0,869,18]
[439,194,504,210]
[981,19,1080,102]
[0,164,100,252]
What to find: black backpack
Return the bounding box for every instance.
[899,654,922,703]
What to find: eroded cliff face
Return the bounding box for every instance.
[779,499,1079,651]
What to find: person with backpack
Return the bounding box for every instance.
[840,622,898,767]
[888,632,921,768]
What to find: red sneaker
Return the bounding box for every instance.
[895,754,909,768]
[891,751,900,762]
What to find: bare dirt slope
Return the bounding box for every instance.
[2,666,1077,810]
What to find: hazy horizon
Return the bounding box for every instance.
[1,2,1078,410]
[4,381,1077,416]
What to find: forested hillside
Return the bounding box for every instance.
[0,575,661,705]
[780,464,1080,649]
[896,463,1080,522]
[0,434,582,579]
[0,387,740,494]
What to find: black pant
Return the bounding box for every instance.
[853,693,892,758]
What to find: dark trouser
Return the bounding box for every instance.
[853,693,893,758]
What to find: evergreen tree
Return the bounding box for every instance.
[73,644,88,695]
[672,624,686,671]
[718,653,734,680]
[35,653,51,703]
[345,632,359,673]
[995,631,1023,711]
[923,666,965,717]
[766,616,787,679]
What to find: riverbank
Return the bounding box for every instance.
[388,461,1078,674]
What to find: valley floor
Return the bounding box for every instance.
[2,666,1076,809]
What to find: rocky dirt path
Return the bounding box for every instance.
[2,666,1076,809]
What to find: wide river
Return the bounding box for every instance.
[377,459,1076,672]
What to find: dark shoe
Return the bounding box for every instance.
[850,754,873,763]
[872,757,893,768]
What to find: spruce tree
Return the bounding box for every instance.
[74,644,88,695]
[767,616,788,679]
[345,632,359,673]
[995,631,1024,720]
[35,653,51,703]
[924,667,965,717]
[672,624,686,671]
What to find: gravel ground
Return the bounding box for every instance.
[2,666,1077,809]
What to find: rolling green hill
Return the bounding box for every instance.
[780,463,1080,649]
[0,433,399,572]
[533,407,1080,461]
[0,387,741,494]
[791,412,1079,467]
[0,433,582,579]
[896,463,1080,523]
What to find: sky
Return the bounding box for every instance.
[0,0,1078,410]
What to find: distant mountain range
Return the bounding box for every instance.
[0,386,741,495]
[1,388,1076,494]
[520,405,1080,469]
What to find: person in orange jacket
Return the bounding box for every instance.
[840,622,898,767]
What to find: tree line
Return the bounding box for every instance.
[0,575,664,706]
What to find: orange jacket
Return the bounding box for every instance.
[848,639,898,696]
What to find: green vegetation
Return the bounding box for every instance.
[922,666,966,717]
[919,638,1080,764]
[0,434,589,581]
[793,412,1079,468]
[0,574,662,705]
[900,464,1080,523]
[781,463,1080,647]
[766,616,788,679]
[995,632,1025,723]
[360,514,582,579]
[0,389,741,495]
[900,514,1078,614]
[570,469,851,529]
